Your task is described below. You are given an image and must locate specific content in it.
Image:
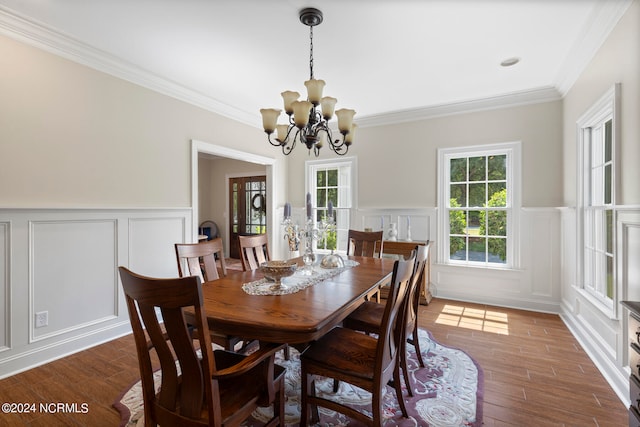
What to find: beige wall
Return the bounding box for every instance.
[0,34,271,208]
[562,0,640,206]
[287,100,564,209]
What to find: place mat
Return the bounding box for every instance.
[242,259,359,295]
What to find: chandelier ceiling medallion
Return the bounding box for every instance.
[260,7,356,157]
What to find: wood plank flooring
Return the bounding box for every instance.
[0,298,628,426]
[422,299,627,427]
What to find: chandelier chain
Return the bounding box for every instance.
[309,25,314,80]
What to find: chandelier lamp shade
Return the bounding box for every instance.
[260,8,356,157]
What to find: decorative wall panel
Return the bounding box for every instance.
[0,208,191,378]
[128,216,186,278]
[30,219,117,341]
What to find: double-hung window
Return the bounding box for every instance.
[306,157,356,253]
[577,84,619,316]
[439,142,521,268]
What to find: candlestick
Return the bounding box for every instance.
[282,202,336,275]
[328,200,333,217]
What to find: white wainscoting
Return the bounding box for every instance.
[355,208,435,243]
[430,207,562,313]
[559,207,640,406]
[0,222,8,354]
[353,207,563,312]
[0,208,192,379]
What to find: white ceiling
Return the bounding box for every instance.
[0,0,632,128]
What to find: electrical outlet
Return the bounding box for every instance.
[35,311,48,328]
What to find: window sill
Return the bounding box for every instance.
[434,262,525,273]
[573,286,616,320]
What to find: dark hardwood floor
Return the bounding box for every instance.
[0,298,628,426]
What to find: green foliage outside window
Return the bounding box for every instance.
[479,188,507,262]
[317,214,337,250]
[449,198,466,256]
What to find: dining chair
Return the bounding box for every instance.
[380,240,431,304]
[347,229,385,302]
[175,239,254,353]
[299,255,415,426]
[342,244,430,396]
[118,267,285,427]
[238,234,270,271]
[175,237,227,283]
[237,233,292,360]
[347,229,384,258]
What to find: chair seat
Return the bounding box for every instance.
[299,256,415,426]
[154,350,286,426]
[301,327,378,384]
[342,301,384,335]
[341,244,430,399]
[215,351,286,419]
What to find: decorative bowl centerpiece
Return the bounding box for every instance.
[260,260,297,290]
[320,251,345,269]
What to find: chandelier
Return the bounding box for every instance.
[260,8,356,157]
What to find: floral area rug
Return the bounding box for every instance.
[113,329,483,426]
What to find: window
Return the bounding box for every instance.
[577,84,619,316]
[438,142,521,268]
[306,157,356,252]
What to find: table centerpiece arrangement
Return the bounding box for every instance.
[283,193,338,274]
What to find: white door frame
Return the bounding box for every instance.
[190,140,278,256]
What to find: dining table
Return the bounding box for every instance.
[193,255,396,348]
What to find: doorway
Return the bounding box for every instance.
[229,175,267,259]
[191,140,279,262]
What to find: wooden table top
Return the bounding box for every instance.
[197,255,395,345]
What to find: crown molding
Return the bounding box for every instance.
[0,7,257,127]
[0,2,630,130]
[355,87,562,128]
[554,0,633,96]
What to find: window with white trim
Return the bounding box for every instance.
[438,142,521,268]
[306,157,356,252]
[577,84,619,316]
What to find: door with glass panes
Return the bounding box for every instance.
[229,176,267,259]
